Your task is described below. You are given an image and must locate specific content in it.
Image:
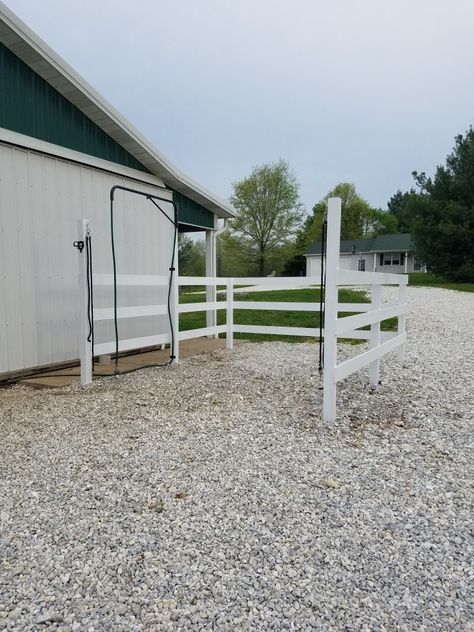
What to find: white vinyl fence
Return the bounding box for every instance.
[78,198,408,421]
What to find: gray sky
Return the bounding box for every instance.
[5,0,474,215]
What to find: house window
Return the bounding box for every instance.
[383,253,401,266]
[358,258,366,271]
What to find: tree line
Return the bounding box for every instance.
[180,127,474,282]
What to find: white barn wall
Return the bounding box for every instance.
[0,142,176,375]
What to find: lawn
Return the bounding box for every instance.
[180,286,398,342]
[408,273,474,293]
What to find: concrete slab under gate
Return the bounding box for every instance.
[18,338,234,389]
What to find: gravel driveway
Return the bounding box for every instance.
[1,287,473,631]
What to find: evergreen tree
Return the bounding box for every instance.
[411,127,474,281]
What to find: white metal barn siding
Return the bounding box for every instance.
[0,143,175,375]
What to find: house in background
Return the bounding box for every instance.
[305,233,425,276]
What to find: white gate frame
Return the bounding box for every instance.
[78,200,408,422]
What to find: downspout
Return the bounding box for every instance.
[215,218,228,238]
[206,218,228,335]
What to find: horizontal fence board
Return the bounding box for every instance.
[230,277,319,288]
[234,301,319,312]
[336,270,408,286]
[233,325,319,337]
[178,276,224,286]
[333,333,407,383]
[94,273,169,287]
[178,325,227,341]
[178,301,224,314]
[94,333,171,356]
[94,305,168,321]
[179,300,378,314]
[336,303,407,335]
[178,276,324,288]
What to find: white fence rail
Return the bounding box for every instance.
[78,199,408,422]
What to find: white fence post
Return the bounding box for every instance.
[78,218,92,386]
[369,283,381,386]
[205,228,217,337]
[171,231,180,363]
[397,282,407,361]
[226,278,234,350]
[323,197,341,423]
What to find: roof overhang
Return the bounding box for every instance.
[0,1,235,219]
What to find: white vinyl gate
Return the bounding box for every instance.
[78,198,408,421]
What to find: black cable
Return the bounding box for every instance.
[318,219,327,373]
[85,233,95,370]
[110,185,179,377]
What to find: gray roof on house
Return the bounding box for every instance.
[306,233,415,256]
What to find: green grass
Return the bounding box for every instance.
[179,284,250,294]
[408,273,474,293]
[179,286,398,343]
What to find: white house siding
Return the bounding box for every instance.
[306,252,376,276]
[339,253,376,271]
[0,142,176,376]
[306,255,320,277]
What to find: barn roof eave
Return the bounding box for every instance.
[0,1,235,219]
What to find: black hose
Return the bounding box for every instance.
[85,233,95,370]
[110,185,179,377]
[318,219,327,372]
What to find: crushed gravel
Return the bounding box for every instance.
[0,286,473,631]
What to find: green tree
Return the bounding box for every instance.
[362,207,399,236]
[216,230,257,277]
[282,214,314,276]
[308,183,374,243]
[178,234,205,276]
[387,189,420,233]
[410,127,474,281]
[230,159,304,275]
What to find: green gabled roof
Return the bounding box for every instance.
[306,233,414,255]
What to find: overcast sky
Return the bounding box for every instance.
[5,0,474,215]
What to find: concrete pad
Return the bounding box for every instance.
[18,338,234,389]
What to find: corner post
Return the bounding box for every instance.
[322,197,341,423]
[78,218,92,386]
[369,283,381,386]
